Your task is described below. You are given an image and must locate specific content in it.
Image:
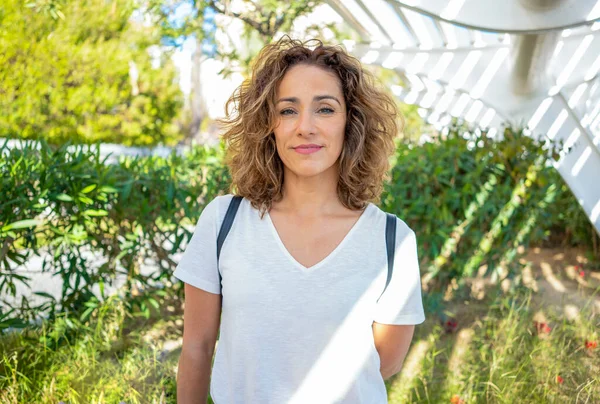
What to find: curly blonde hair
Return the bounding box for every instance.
[220,36,401,218]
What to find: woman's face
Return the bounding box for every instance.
[273,64,347,180]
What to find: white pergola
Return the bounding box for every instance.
[326,0,600,235]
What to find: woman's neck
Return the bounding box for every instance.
[275,166,342,218]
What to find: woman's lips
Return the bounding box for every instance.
[294,146,322,154]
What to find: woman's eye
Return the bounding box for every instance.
[319,107,335,114]
[280,109,295,115]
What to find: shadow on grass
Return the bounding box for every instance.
[388,268,600,403]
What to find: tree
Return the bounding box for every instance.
[0,0,184,146]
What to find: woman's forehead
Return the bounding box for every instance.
[277,64,343,98]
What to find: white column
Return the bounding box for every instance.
[510,33,559,95]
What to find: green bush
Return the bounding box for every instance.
[381,122,597,288]
[1,139,230,326]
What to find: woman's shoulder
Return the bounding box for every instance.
[199,193,238,223]
[204,193,237,208]
[370,203,415,236]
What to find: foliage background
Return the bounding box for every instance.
[0,0,598,402]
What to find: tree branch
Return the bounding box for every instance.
[206,0,271,38]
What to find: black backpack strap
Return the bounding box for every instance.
[216,195,243,286]
[377,213,397,302]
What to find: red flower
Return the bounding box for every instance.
[585,340,597,349]
[579,270,585,277]
[556,375,564,384]
[450,395,465,404]
[533,321,551,334]
[445,319,458,333]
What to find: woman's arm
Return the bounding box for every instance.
[177,283,222,403]
[372,322,415,380]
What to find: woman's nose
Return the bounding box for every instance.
[297,110,316,136]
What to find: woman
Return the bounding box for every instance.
[174,37,425,403]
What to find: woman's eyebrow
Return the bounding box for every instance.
[314,95,341,105]
[276,97,299,104]
[276,95,341,105]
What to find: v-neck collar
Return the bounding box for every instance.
[264,203,373,272]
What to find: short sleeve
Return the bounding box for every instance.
[373,219,425,325]
[172,196,222,294]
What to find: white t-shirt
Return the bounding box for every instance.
[174,194,425,404]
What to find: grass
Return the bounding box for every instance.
[0,293,180,403]
[1,273,599,403]
[388,288,599,403]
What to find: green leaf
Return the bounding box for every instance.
[78,195,94,205]
[99,186,118,194]
[2,219,43,231]
[84,300,98,308]
[83,209,108,217]
[56,193,73,202]
[81,184,97,194]
[33,291,57,300]
[80,307,95,322]
[0,316,28,330]
[147,297,160,310]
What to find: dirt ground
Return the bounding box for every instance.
[423,246,600,333]
[519,246,600,317]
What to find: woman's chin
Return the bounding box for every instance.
[288,165,334,179]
